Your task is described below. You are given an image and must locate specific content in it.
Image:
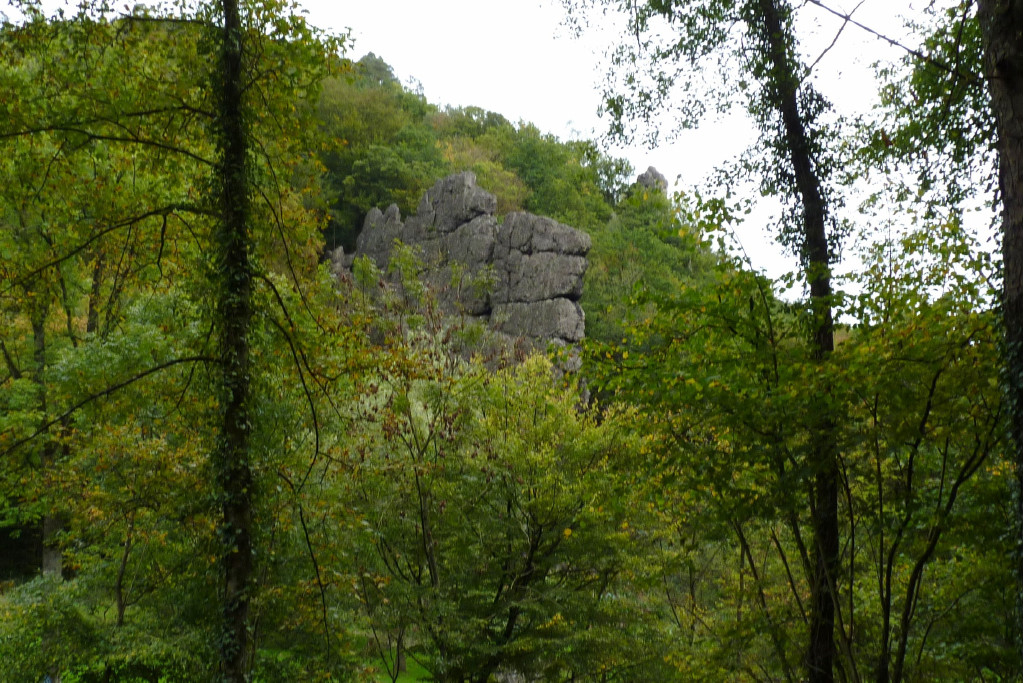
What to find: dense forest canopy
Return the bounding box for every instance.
[315,51,627,253]
[0,1,1018,681]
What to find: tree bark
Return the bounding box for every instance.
[214,0,255,680]
[31,307,62,578]
[753,0,839,680]
[977,0,1023,663]
[978,0,1023,447]
[32,301,62,683]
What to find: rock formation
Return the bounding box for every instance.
[636,165,668,192]
[333,172,591,346]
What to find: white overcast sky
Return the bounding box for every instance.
[299,0,919,277]
[298,0,917,177]
[6,0,922,277]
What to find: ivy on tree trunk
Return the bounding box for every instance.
[752,0,839,679]
[213,0,255,679]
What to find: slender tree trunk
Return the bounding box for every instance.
[977,0,1022,641]
[87,255,104,335]
[754,0,839,680]
[32,309,63,579]
[115,512,135,628]
[214,0,255,679]
[32,301,62,683]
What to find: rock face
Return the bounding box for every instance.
[636,165,668,192]
[340,172,590,345]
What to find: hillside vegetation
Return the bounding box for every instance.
[0,3,1017,682]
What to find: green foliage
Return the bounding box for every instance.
[0,576,216,681]
[345,349,670,680]
[315,58,630,250]
[583,192,1016,679]
[316,60,447,250]
[0,2,354,679]
[859,0,993,212]
[0,2,1014,681]
[584,184,718,343]
[481,123,616,232]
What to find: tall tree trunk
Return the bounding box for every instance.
[977,0,1023,661]
[978,0,1023,449]
[754,0,839,680]
[32,301,62,683]
[32,307,62,579]
[214,0,255,679]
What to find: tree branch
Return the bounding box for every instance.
[1,203,213,297]
[0,355,217,457]
[804,0,983,84]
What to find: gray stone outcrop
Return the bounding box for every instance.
[636,165,668,192]
[341,172,590,345]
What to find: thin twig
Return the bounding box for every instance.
[807,0,866,73]
[0,355,217,457]
[803,0,982,84]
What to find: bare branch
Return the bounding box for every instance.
[0,340,22,380]
[807,0,866,73]
[804,0,982,84]
[0,355,217,457]
[1,203,214,297]
[0,125,216,167]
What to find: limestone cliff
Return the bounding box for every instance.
[333,172,590,346]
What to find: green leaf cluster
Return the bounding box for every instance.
[315,56,630,251]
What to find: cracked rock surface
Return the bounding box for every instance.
[337,172,590,344]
